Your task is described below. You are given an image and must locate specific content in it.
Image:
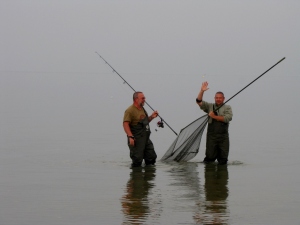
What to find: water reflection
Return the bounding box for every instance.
[167,162,203,204]
[167,162,229,224]
[121,166,159,225]
[194,164,229,224]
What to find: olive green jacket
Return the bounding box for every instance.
[200,101,233,124]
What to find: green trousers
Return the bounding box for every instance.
[204,120,229,164]
[128,135,157,167]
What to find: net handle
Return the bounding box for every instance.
[214,57,285,112]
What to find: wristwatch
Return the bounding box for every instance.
[128,136,134,139]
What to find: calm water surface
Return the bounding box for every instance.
[1,72,299,224]
[1,121,299,225]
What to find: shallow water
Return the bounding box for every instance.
[1,122,299,225]
[1,1,300,223]
[1,72,300,224]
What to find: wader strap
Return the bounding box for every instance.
[130,108,151,136]
[142,107,149,119]
[213,104,218,116]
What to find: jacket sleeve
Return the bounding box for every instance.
[223,105,233,123]
[200,101,210,113]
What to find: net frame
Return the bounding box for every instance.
[161,115,208,162]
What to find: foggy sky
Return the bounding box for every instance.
[1,1,299,155]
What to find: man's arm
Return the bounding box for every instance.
[196,81,209,106]
[123,122,133,137]
[208,111,225,122]
[123,121,135,146]
[208,105,232,123]
[148,110,159,122]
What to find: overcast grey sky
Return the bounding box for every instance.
[1,1,299,150]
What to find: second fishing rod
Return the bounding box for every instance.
[96,52,178,136]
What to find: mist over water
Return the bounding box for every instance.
[1,60,299,225]
[1,1,300,224]
[1,94,300,224]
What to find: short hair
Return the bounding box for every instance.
[215,91,224,97]
[133,91,143,100]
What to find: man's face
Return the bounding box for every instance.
[137,93,146,106]
[214,93,225,106]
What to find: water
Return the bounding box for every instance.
[1,0,300,223]
[1,122,299,224]
[1,73,300,224]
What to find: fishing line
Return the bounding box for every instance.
[95,52,178,136]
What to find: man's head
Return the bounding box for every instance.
[214,91,225,106]
[133,91,145,107]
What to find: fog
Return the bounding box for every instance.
[1,1,299,157]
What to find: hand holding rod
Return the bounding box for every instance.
[96,52,178,136]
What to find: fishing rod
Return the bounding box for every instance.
[95,52,178,136]
[214,57,286,112]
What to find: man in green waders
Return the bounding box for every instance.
[196,82,233,165]
[123,92,158,167]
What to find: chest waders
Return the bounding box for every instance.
[128,113,157,167]
[204,118,229,165]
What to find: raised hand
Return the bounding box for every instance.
[201,81,209,92]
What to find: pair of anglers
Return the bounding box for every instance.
[123,82,233,167]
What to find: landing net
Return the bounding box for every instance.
[161,114,208,162]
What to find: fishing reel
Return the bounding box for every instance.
[155,119,164,132]
[157,119,164,128]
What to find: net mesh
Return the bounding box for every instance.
[161,114,208,162]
